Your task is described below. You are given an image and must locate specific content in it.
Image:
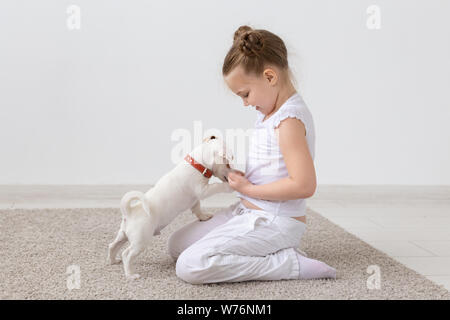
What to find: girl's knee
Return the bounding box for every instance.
[167,231,183,261]
[167,222,202,260]
[167,208,234,260]
[175,248,234,284]
[175,250,206,284]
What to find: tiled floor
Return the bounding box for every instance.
[1,184,449,293]
[306,186,450,292]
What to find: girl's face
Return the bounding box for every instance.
[224,65,280,116]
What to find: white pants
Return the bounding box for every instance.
[167,201,307,284]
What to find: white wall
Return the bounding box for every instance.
[0,0,449,185]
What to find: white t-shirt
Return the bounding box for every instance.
[236,92,316,217]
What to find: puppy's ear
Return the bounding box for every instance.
[215,146,234,163]
[202,135,217,143]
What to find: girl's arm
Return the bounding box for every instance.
[239,117,317,201]
[246,177,312,201]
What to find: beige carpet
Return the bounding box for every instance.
[1,206,449,300]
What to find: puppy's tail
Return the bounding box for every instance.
[120,191,151,219]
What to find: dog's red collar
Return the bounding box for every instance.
[184,154,213,179]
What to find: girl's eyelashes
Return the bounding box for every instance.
[243,93,249,98]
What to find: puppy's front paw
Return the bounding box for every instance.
[197,213,213,221]
[126,273,141,280]
[108,257,122,265]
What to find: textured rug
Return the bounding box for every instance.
[0,206,449,300]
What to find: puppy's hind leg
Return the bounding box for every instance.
[122,242,147,280]
[107,225,128,265]
[121,207,157,279]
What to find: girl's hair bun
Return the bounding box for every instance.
[233,25,264,57]
[233,25,253,42]
[223,25,293,84]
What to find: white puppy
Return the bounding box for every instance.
[107,135,236,279]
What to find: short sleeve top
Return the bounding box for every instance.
[236,92,316,217]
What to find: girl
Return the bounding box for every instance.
[168,26,336,284]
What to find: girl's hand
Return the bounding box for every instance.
[227,170,253,195]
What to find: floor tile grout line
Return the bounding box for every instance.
[365,217,389,228]
[407,240,440,257]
